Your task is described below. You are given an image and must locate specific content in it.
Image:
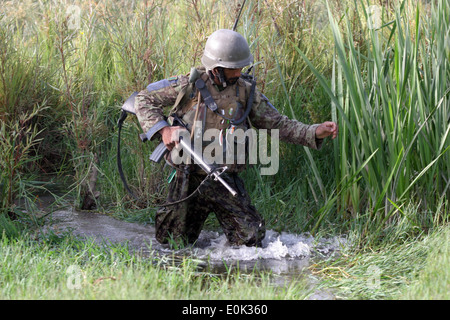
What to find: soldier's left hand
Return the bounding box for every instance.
[315,121,338,140]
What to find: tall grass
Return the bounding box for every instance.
[1,0,448,243]
[0,16,50,218]
[293,0,450,242]
[1,0,335,211]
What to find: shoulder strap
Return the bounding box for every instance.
[170,67,202,115]
[170,81,190,114]
[195,77,219,112]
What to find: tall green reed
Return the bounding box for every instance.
[4,0,447,241]
[293,0,450,240]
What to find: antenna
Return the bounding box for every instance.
[232,0,247,31]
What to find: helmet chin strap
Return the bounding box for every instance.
[210,67,236,87]
[217,67,227,87]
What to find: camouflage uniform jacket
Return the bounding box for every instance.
[135,68,323,152]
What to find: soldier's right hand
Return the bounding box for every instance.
[159,126,187,151]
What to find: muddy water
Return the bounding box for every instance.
[46,208,346,299]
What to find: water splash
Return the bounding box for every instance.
[46,209,345,298]
[192,229,347,263]
[47,209,348,280]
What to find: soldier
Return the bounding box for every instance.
[135,29,338,247]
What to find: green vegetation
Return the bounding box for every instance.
[0,231,312,299]
[399,226,449,299]
[296,0,450,245]
[1,0,448,299]
[310,211,450,299]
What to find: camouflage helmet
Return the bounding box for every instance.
[201,29,253,70]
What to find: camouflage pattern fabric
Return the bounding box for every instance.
[155,168,265,247]
[135,77,186,134]
[135,71,323,150]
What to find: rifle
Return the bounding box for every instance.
[146,116,238,197]
[117,95,238,201]
[178,138,238,197]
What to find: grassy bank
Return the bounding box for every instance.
[1,215,448,300]
[398,226,449,299]
[0,229,312,300]
[310,216,450,299]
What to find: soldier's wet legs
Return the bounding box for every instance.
[155,170,265,247]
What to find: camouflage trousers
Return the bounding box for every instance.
[155,168,266,247]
